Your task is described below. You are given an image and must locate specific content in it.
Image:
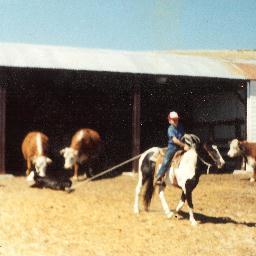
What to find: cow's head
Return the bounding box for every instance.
[227,139,241,158]
[60,147,78,169]
[32,156,52,177]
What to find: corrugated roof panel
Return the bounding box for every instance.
[0,42,255,80]
[234,63,256,79]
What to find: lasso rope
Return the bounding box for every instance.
[71,153,142,190]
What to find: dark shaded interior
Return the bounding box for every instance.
[5,68,133,175]
[140,76,246,144]
[3,67,246,175]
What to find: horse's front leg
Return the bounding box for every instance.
[185,176,199,226]
[158,185,174,218]
[186,191,197,226]
[175,191,186,213]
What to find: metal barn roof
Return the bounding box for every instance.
[0,42,256,80]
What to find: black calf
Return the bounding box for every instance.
[31,171,72,191]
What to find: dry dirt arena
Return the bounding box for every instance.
[0,172,255,256]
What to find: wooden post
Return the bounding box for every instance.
[0,87,6,173]
[132,83,141,172]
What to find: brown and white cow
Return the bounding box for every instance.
[22,131,52,177]
[227,139,256,182]
[60,128,102,180]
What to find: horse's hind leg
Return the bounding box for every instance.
[134,171,143,214]
[158,185,174,218]
[175,191,186,213]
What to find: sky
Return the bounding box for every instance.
[0,0,256,51]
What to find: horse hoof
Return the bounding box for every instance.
[167,212,174,219]
[133,208,139,214]
[249,177,255,183]
[191,220,198,226]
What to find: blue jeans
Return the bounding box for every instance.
[156,147,177,177]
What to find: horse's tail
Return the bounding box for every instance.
[137,147,160,211]
[143,169,155,211]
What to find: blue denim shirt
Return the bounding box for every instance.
[167,123,185,150]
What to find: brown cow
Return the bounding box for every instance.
[60,128,102,180]
[227,139,256,182]
[22,131,52,177]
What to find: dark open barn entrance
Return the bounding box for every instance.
[139,76,246,171]
[3,66,246,175]
[5,68,134,175]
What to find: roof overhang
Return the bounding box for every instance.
[0,42,256,80]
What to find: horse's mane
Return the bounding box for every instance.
[181,134,200,147]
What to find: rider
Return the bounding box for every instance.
[155,111,190,185]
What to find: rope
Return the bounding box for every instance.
[71,153,142,190]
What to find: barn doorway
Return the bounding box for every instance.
[139,75,246,172]
[5,68,133,175]
[4,67,246,175]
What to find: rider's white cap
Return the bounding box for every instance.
[169,111,179,119]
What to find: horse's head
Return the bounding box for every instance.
[182,134,225,169]
[181,134,201,148]
[203,142,225,169]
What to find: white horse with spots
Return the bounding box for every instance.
[134,135,225,226]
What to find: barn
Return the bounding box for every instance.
[0,43,256,175]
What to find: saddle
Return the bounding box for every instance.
[172,150,184,169]
[154,148,185,174]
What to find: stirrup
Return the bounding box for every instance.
[154,175,164,186]
[155,180,163,186]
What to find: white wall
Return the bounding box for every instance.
[247,80,256,141]
[0,87,6,173]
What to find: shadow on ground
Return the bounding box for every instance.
[177,210,256,227]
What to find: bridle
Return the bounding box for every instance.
[198,155,212,174]
[181,134,221,174]
[198,145,221,174]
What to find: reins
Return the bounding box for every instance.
[196,143,221,175]
[197,156,212,174]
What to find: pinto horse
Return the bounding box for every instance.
[133,134,225,226]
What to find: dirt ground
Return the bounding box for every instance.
[0,172,255,256]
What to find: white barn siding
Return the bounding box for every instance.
[247,80,256,141]
[0,87,6,173]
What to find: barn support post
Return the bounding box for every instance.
[132,83,141,172]
[0,87,6,173]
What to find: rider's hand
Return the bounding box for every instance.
[184,144,190,151]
